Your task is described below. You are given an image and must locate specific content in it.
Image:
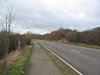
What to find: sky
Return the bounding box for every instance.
[0,0,100,34]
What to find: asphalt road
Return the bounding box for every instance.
[38,40,100,75]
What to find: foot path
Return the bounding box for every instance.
[24,41,63,75]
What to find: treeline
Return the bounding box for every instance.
[42,27,100,46]
[0,31,32,59]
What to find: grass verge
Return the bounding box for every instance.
[39,43,76,75]
[58,41,100,50]
[6,40,34,75]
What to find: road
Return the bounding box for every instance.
[38,40,100,75]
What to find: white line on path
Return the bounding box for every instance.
[72,50,80,53]
[42,44,83,75]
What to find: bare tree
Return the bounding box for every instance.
[5,6,16,56]
[0,6,16,56]
[0,4,16,75]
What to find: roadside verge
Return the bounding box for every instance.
[58,41,100,50]
[38,42,79,75]
[5,40,34,75]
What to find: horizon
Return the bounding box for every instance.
[0,0,100,34]
[18,26,100,35]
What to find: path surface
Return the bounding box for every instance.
[24,41,63,75]
[38,40,100,75]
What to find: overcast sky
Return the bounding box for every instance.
[0,0,100,34]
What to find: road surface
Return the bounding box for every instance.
[38,40,100,75]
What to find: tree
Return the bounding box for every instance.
[0,6,16,56]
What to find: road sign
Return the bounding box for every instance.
[17,41,22,45]
[17,41,22,50]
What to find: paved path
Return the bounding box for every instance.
[38,40,100,75]
[24,41,63,75]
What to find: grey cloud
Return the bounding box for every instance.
[0,0,100,34]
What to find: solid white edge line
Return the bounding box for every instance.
[42,44,83,75]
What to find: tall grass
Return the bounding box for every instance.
[6,40,34,75]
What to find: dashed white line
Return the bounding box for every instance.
[72,50,80,53]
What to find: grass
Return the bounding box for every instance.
[6,40,34,75]
[58,41,100,50]
[39,43,76,75]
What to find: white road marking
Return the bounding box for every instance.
[72,50,80,53]
[40,44,83,75]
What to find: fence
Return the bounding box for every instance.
[0,32,8,75]
[0,40,7,59]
